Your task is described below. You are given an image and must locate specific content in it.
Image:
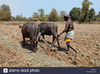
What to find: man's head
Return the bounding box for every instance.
[64,14,70,21]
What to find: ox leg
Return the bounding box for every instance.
[56,37,60,48]
[38,37,40,41]
[33,41,38,53]
[52,36,56,46]
[39,34,45,41]
[42,35,45,39]
[36,41,38,51]
[53,35,60,48]
[33,41,36,52]
[23,36,25,46]
[53,36,55,43]
[30,38,33,45]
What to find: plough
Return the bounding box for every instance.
[37,31,58,52]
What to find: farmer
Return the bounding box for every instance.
[58,14,77,53]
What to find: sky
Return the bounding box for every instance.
[0,0,100,18]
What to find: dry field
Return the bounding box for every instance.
[0,21,100,67]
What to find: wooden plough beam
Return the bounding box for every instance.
[37,31,57,51]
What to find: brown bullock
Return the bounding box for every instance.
[19,23,40,52]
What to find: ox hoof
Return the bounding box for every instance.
[33,51,36,53]
[33,48,38,53]
[22,44,25,47]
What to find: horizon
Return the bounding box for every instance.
[0,0,100,18]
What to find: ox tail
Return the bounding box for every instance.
[56,25,60,47]
[56,25,58,37]
[26,26,39,43]
[19,24,23,29]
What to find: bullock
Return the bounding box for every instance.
[19,23,40,52]
[38,23,60,47]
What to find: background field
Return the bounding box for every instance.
[0,21,100,67]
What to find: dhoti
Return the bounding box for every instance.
[64,30,74,42]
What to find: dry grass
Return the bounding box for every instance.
[0,45,33,67]
[0,21,100,67]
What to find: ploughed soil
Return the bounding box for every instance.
[0,21,100,67]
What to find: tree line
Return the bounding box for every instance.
[0,0,100,23]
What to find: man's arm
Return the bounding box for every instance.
[58,22,69,37]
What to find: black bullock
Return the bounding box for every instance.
[38,23,60,47]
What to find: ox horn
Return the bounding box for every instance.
[19,24,23,28]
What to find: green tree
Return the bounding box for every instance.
[0,4,11,21]
[88,8,95,22]
[69,7,81,21]
[96,17,100,21]
[89,2,93,5]
[32,12,39,19]
[41,15,48,21]
[38,9,44,21]
[97,11,100,17]
[10,16,15,21]
[96,11,100,21]
[79,0,89,22]
[81,1,93,5]
[28,17,33,21]
[15,15,21,21]
[60,11,66,21]
[22,17,27,21]
[15,14,27,21]
[92,15,97,21]
[48,8,59,21]
[79,0,93,22]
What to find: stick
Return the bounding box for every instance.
[51,39,56,48]
[38,31,58,50]
[59,32,80,40]
[40,36,51,48]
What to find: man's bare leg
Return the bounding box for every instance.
[66,42,77,53]
[66,42,70,51]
